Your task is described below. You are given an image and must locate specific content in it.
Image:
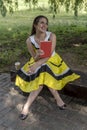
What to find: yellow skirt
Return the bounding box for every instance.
[15,53,80,92]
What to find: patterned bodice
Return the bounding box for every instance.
[29,31,51,49]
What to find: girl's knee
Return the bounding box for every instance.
[39,85,43,90]
[48,87,56,93]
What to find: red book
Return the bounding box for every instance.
[40,41,52,58]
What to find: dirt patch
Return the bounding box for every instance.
[61,52,87,73]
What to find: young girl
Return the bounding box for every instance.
[15,15,80,120]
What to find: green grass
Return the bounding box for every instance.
[0,9,87,71]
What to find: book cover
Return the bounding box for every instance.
[40,41,52,58]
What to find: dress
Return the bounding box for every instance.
[15,31,80,92]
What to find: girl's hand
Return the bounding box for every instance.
[34,49,44,61]
[39,49,44,56]
[27,63,40,74]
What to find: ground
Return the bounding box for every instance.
[61,52,87,73]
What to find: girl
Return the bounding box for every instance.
[15,15,80,120]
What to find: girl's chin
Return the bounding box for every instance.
[40,30,46,33]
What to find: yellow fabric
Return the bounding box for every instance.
[15,53,80,92]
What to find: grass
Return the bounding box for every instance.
[0,9,87,72]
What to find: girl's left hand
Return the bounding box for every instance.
[27,63,39,74]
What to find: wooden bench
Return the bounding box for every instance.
[10,70,16,82]
[62,70,87,100]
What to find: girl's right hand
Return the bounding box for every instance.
[34,49,44,61]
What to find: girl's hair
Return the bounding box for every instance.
[30,15,48,35]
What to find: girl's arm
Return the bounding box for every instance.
[26,38,36,58]
[26,38,40,61]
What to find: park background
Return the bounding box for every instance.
[0,0,87,72]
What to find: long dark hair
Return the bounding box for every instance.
[30,15,49,35]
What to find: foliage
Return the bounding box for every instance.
[0,0,38,17]
[0,0,7,16]
[24,0,38,9]
[0,0,87,17]
[73,0,83,16]
[0,0,18,16]
[48,0,85,17]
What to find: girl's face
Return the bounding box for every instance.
[35,18,48,33]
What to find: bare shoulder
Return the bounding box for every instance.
[50,32,56,40]
[26,37,31,45]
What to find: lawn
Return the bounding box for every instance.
[0,9,87,72]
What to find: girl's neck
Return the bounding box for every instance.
[34,31,47,44]
[35,31,46,41]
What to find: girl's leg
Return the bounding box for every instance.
[21,85,43,115]
[48,87,65,107]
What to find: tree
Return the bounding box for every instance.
[0,0,86,17]
[24,0,38,9]
[0,0,18,17]
[0,0,7,17]
[49,0,84,17]
[65,0,70,13]
[48,0,65,18]
[0,0,38,17]
[72,0,83,16]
